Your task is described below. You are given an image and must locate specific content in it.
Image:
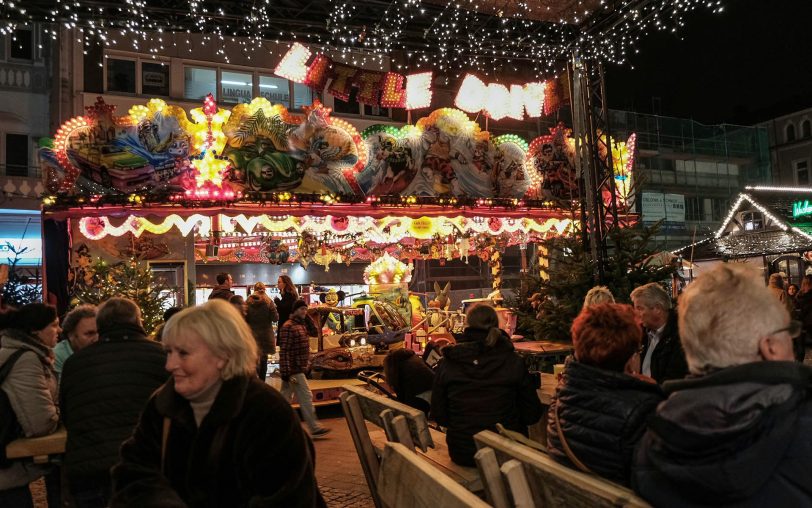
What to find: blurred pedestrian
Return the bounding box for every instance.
[0,304,61,508]
[275,275,299,341]
[246,282,279,380]
[208,272,234,301]
[278,300,330,439]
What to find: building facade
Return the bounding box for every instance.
[609,110,771,251]
[760,107,812,187]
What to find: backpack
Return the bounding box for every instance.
[0,349,28,468]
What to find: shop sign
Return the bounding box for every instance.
[793,200,812,219]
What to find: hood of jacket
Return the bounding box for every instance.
[1,328,54,362]
[442,328,515,375]
[641,361,810,502]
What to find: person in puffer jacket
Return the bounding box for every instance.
[431,303,543,466]
[633,263,812,506]
[546,303,663,486]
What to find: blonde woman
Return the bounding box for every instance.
[111,300,324,508]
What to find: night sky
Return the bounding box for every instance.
[606,0,812,125]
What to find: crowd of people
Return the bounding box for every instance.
[0,272,329,508]
[1,264,811,506]
[387,265,812,505]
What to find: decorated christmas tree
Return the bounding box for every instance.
[0,243,42,307]
[73,257,170,334]
[513,223,678,342]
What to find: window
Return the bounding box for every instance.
[9,29,32,60]
[259,75,290,108]
[803,120,811,139]
[685,196,703,221]
[786,123,796,143]
[712,198,729,221]
[364,103,391,117]
[107,58,136,93]
[292,82,318,110]
[220,70,253,104]
[184,66,217,100]
[141,62,169,96]
[5,134,29,177]
[741,211,763,231]
[333,88,360,114]
[796,160,810,185]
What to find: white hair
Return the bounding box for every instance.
[630,282,672,311]
[583,286,615,309]
[678,263,787,375]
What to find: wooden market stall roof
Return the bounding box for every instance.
[674,186,812,261]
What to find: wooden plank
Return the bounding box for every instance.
[474,430,650,508]
[501,459,536,508]
[340,392,383,508]
[377,443,490,508]
[6,427,66,460]
[391,415,416,451]
[370,427,482,493]
[343,384,433,451]
[474,447,511,508]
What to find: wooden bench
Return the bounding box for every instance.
[6,426,67,464]
[340,385,482,507]
[377,442,489,508]
[474,430,650,507]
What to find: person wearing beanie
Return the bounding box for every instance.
[0,303,61,507]
[278,299,330,439]
[431,303,543,466]
[246,282,279,380]
[59,298,168,506]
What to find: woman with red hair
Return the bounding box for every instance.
[546,303,663,486]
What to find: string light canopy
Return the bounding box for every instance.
[6,0,724,78]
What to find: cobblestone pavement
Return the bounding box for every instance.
[312,405,375,508]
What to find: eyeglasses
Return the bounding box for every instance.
[770,320,803,339]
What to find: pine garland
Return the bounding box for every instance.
[0,243,42,307]
[512,223,678,342]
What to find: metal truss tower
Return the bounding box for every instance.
[569,51,619,284]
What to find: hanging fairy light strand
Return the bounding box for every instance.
[4,0,724,79]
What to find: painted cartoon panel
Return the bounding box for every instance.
[42,96,545,199]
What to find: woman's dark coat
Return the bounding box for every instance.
[111,375,325,508]
[546,360,664,486]
[431,328,543,467]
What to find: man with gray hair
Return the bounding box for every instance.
[633,264,812,505]
[630,282,687,384]
[59,298,167,506]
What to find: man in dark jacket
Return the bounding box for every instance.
[431,304,543,466]
[60,297,168,507]
[630,282,688,384]
[633,264,812,506]
[279,300,330,438]
[208,272,234,301]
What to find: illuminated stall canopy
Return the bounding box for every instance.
[40,96,635,210]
